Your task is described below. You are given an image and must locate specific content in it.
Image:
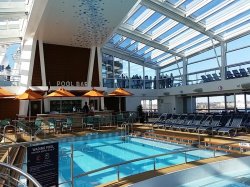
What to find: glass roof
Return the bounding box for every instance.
[0,0,33,66]
[104,0,250,68]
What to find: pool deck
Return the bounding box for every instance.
[97,153,250,187]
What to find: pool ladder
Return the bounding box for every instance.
[121,122,129,141]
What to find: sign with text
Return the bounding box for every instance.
[27,143,58,187]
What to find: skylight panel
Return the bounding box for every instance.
[145,18,170,35]
[151,20,178,40]
[176,35,209,53]
[212,10,250,32]
[118,38,133,48]
[136,46,151,56]
[109,34,122,45]
[126,6,147,25]
[167,29,201,48]
[191,0,224,18]
[127,42,138,51]
[167,0,180,6]
[152,52,171,63]
[155,23,185,42]
[173,34,205,50]
[179,0,193,11]
[143,49,165,60]
[223,19,250,39]
[155,53,172,62]
[136,12,162,32]
[159,56,180,67]
[204,0,248,29]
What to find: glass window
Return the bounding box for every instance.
[187,58,221,74]
[113,57,128,78]
[226,95,235,110]
[246,94,250,111]
[196,97,208,112]
[227,33,250,51]
[226,47,250,65]
[209,96,225,111]
[141,99,158,112]
[102,54,114,78]
[188,47,221,64]
[144,67,156,78]
[130,62,143,78]
[235,94,245,110]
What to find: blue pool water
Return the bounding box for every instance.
[58,134,226,187]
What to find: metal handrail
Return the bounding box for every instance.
[0,133,16,143]
[75,147,198,179]
[0,162,42,187]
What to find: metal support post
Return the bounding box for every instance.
[117,166,120,181]
[71,144,74,187]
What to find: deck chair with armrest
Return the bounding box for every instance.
[197,115,222,134]
[154,113,172,128]
[239,68,248,77]
[217,115,243,136]
[211,115,231,135]
[232,69,242,78]
[206,74,214,82]
[163,114,180,129]
[62,117,73,132]
[170,114,187,130]
[212,73,221,81]
[186,115,205,132]
[226,70,234,79]
[173,114,195,131]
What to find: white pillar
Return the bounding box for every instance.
[87,47,96,87]
[19,38,37,116]
[97,47,104,110]
[39,40,46,86]
[221,42,227,81]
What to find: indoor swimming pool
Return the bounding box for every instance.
[58,133,226,187]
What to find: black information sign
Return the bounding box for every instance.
[27,142,58,187]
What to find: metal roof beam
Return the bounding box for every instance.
[117,26,185,58]
[141,0,224,42]
[103,45,158,69]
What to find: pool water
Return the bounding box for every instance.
[58,135,226,187]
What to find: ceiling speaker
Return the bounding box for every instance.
[164,92,170,96]
[241,83,250,89]
[193,88,203,93]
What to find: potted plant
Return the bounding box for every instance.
[137,104,144,123]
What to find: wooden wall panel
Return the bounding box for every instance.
[92,49,100,87]
[104,97,125,112]
[43,43,91,86]
[0,99,19,120]
[32,41,42,86]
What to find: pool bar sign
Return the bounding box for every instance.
[27,143,58,187]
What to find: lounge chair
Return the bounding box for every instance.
[226,70,234,79]
[186,115,204,132]
[217,115,243,136]
[174,114,195,131]
[212,73,221,81]
[198,115,221,134]
[232,69,241,78]
[239,68,248,77]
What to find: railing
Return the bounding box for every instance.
[73,147,198,182]
[0,162,42,187]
